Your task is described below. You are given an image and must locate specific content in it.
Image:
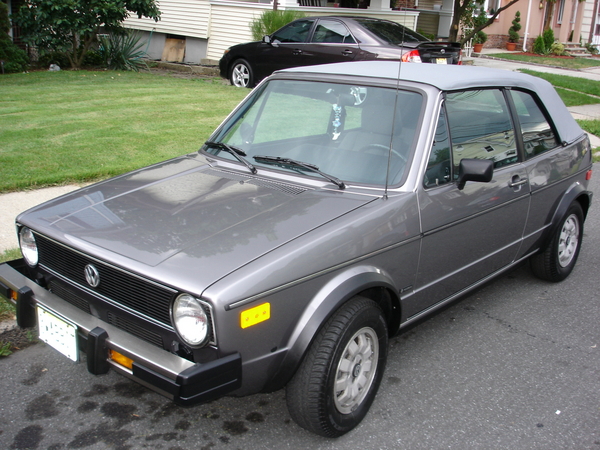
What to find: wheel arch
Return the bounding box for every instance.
[540,181,592,254]
[264,265,401,392]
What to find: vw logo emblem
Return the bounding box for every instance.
[84,264,100,288]
[440,49,446,54]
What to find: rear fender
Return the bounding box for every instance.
[538,180,592,253]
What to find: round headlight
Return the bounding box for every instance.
[19,227,38,267]
[172,294,209,347]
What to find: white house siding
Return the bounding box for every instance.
[123,0,211,39]
[207,2,271,61]
[207,0,419,61]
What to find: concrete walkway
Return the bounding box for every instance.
[1,54,599,253]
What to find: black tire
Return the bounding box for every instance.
[530,202,584,282]
[229,59,253,88]
[286,296,388,437]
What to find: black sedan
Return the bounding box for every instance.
[219,16,462,88]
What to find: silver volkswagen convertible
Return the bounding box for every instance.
[0,62,593,437]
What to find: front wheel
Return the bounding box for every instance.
[229,59,253,88]
[286,296,388,437]
[530,202,584,282]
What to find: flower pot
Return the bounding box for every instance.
[506,42,517,51]
[473,43,484,53]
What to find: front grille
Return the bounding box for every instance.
[107,312,164,347]
[37,234,176,327]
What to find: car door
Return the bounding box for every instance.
[305,19,359,64]
[407,88,531,318]
[255,18,316,76]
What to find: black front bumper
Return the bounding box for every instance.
[0,260,242,406]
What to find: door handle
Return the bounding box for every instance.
[293,49,303,55]
[342,49,353,56]
[508,177,528,188]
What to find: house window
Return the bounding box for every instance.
[557,0,565,24]
[484,0,501,15]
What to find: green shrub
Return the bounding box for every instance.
[533,35,547,55]
[550,41,567,56]
[37,51,71,69]
[250,10,306,41]
[83,49,105,67]
[99,32,148,72]
[0,2,28,73]
[508,11,521,43]
[543,28,555,50]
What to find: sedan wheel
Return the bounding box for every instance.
[230,60,253,88]
[286,296,388,437]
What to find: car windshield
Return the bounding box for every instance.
[205,79,423,187]
[355,19,429,44]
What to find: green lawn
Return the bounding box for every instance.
[0,71,248,193]
[487,53,600,69]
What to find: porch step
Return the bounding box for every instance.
[562,42,591,56]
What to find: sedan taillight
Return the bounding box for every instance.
[401,50,422,63]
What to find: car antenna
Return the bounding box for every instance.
[384,21,406,200]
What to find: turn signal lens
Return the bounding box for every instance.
[110,350,133,369]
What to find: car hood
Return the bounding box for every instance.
[19,155,374,287]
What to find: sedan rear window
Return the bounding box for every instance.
[355,19,428,44]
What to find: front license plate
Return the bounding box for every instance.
[37,307,78,361]
[436,58,448,64]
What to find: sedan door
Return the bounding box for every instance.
[407,88,531,319]
[255,18,316,76]
[304,19,360,64]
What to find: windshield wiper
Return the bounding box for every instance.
[205,141,257,174]
[253,155,345,189]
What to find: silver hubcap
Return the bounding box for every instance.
[558,213,579,268]
[232,64,249,87]
[333,327,379,414]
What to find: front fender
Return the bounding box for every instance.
[265,265,399,391]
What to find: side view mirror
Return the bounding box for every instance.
[263,35,271,44]
[456,158,493,190]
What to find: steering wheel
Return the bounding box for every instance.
[360,143,407,164]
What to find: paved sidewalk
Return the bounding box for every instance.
[0,185,85,254]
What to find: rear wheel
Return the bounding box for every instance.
[229,59,253,88]
[286,296,388,437]
[530,202,584,282]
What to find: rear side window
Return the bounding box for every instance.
[509,90,559,159]
[446,89,518,169]
[312,20,356,44]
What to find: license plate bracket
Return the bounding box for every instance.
[37,306,79,362]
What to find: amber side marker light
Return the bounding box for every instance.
[240,303,270,329]
[110,350,134,369]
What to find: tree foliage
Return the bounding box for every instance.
[13,0,160,69]
[450,0,521,45]
[0,1,28,73]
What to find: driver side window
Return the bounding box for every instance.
[446,89,517,169]
[272,19,315,43]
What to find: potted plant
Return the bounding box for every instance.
[507,11,521,51]
[472,8,488,53]
[473,30,487,53]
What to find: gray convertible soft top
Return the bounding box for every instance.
[279,61,585,145]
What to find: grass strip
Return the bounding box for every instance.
[519,69,600,98]
[0,71,248,193]
[487,53,600,69]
